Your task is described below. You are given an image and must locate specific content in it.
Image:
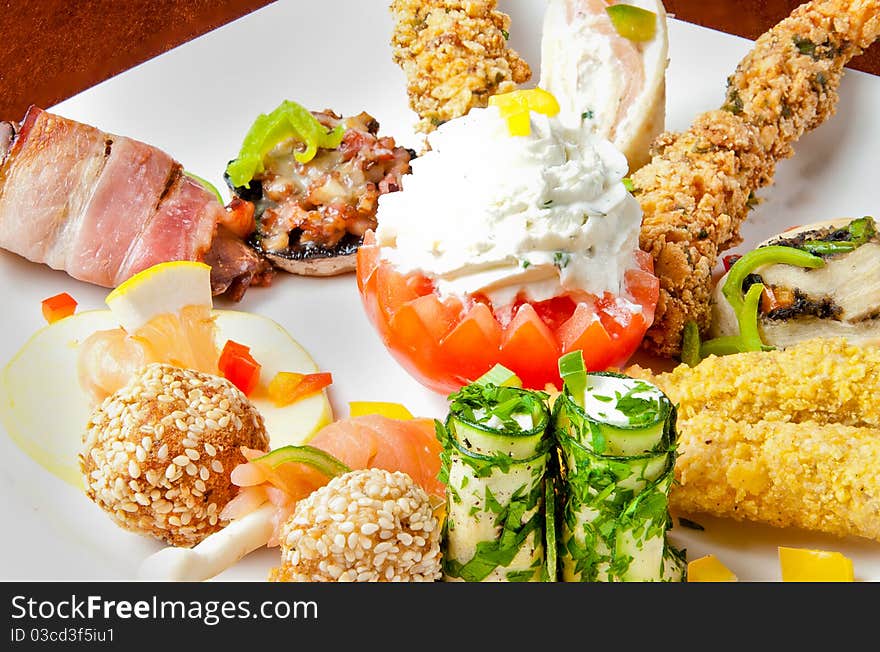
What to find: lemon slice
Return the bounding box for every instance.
[106,261,213,333]
[1,310,332,488]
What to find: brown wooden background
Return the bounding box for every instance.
[0,1,877,120]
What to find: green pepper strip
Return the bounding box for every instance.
[558,350,587,406]
[184,171,223,204]
[801,240,856,256]
[225,100,345,188]
[722,245,824,315]
[254,444,351,478]
[680,321,701,367]
[700,283,768,358]
[737,282,767,351]
[699,335,743,358]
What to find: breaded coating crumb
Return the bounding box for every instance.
[390,0,531,133]
[628,338,880,541]
[633,0,880,357]
[672,415,880,542]
[629,337,880,427]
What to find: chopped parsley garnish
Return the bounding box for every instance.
[722,88,743,115]
[501,29,509,40]
[615,381,663,427]
[793,36,817,57]
[848,216,877,245]
[622,177,635,192]
[581,109,594,120]
[746,191,759,210]
[553,251,571,269]
[792,36,841,60]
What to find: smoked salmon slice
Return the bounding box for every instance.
[222,414,445,545]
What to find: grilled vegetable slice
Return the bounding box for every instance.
[553,351,684,582]
[438,368,554,582]
[711,217,880,349]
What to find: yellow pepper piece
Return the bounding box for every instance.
[687,554,738,582]
[779,547,854,582]
[267,371,304,407]
[489,88,560,136]
[349,401,414,420]
[505,110,532,137]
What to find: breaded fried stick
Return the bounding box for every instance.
[630,337,880,427]
[628,338,880,541]
[390,0,531,133]
[672,415,880,542]
[632,0,880,358]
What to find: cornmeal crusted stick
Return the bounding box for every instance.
[630,337,880,427]
[632,0,880,357]
[390,0,531,133]
[627,338,880,541]
[672,415,880,542]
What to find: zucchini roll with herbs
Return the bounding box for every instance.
[438,370,555,582]
[554,353,684,582]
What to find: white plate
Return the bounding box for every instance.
[1,0,879,582]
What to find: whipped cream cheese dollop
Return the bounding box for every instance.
[374,104,643,309]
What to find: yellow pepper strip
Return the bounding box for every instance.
[687,554,738,582]
[349,401,414,420]
[489,88,561,136]
[779,547,854,582]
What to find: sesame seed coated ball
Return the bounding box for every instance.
[270,468,442,582]
[80,363,270,547]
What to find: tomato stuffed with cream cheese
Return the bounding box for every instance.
[357,92,659,393]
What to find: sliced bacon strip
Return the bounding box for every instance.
[0,106,240,292]
[115,171,219,285]
[0,107,108,273]
[69,136,177,287]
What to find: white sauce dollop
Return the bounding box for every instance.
[374,106,643,310]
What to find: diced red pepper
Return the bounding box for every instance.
[218,340,261,396]
[267,371,333,407]
[41,292,78,324]
[722,254,742,272]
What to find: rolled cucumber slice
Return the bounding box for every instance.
[439,379,554,582]
[553,352,684,582]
